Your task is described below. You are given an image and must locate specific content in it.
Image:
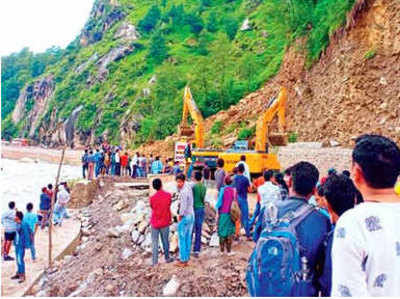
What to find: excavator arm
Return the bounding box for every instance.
[255,86,287,152]
[179,86,205,148]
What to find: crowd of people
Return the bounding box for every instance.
[148,134,400,297]
[81,142,183,180]
[1,182,71,283]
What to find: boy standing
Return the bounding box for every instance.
[24,203,39,262]
[2,201,16,261]
[192,171,207,257]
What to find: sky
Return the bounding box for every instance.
[0,0,94,56]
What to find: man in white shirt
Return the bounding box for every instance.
[258,170,281,209]
[235,155,251,182]
[331,134,400,297]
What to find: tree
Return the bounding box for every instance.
[206,12,218,32]
[224,16,239,40]
[147,31,169,65]
[186,13,204,34]
[138,5,161,33]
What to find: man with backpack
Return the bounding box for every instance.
[331,135,400,296]
[246,161,331,296]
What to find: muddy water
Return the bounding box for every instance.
[0,159,81,212]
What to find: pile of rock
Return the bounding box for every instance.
[128,196,218,253]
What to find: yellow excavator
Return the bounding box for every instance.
[218,86,288,176]
[177,86,221,172]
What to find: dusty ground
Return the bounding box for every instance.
[1,216,80,297]
[28,176,253,297]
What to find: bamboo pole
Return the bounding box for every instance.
[48,146,66,269]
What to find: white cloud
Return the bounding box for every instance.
[0,0,94,56]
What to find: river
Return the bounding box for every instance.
[1,159,81,212]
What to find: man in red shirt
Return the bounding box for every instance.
[150,178,174,266]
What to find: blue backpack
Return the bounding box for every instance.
[246,203,315,297]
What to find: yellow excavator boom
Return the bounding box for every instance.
[180,86,205,148]
[255,86,287,151]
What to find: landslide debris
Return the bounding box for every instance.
[29,177,251,297]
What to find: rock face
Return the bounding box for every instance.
[114,22,140,41]
[12,76,55,138]
[69,180,99,209]
[80,0,125,46]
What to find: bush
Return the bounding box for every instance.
[364,49,376,60]
[210,120,223,135]
[238,126,255,139]
[138,5,161,33]
[288,131,298,143]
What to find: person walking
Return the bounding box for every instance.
[176,174,194,267]
[149,179,174,266]
[53,185,70,226]
[192,171,207,258]
[215,176,236,255]
[88,150,95,180]
[81,149,89,179]
[234,163,251,240]
[39,187,51,229]
[11,211,32,283]
[24,203,39,262]
[2,201,16,261]
[332,135,400,297]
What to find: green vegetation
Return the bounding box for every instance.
[210,120,223,135]
[288,131,298,143]
[238,125,255,139]
[2,0,357,145]
[364,48,376,60]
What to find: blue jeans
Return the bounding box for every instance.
[249,202,261,229]
[53,204,68,225]
[140,167,147,178]
[193,208,205,253]
[151,226,170,265]
[95,163,101,177]
[29,236,36,260]
[238,196,250,237]
[16,246,25,274]
[178,214,194,262]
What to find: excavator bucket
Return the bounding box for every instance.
[269,133,288,146]
[179,126,194,136]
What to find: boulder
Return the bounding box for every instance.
[329,140,340,147]
[169,233,178,253]
[240,18,251,31]
[209,233,219,247]
[113,199,129,211]
[163,275,180,296]
[131,230,140,243]
[138,220,148,234]
[120,213,135,225]
[107,227,121,238]
[95,242,103,251]
[121,248,133,260]
[69,180,98,209]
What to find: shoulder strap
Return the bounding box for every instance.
[281,203,314,227]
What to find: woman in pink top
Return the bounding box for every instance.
[215,176,237,255]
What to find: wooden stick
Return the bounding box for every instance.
[48,146,66,268]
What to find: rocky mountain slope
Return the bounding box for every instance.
[138,0,400,156]
[2,0,376,148]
